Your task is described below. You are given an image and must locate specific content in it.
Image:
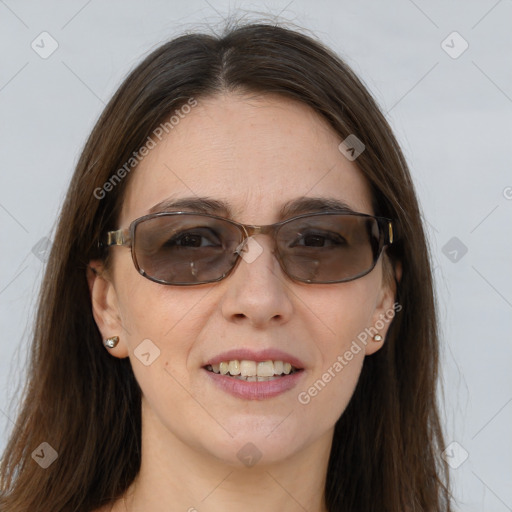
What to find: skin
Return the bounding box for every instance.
[89,92,397,512]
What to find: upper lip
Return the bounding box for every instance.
[203,348,305,370]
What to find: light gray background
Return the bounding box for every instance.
[1,1,511,510]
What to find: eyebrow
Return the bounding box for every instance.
[147,196,358,219]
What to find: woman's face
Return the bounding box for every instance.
[90,92,396,468]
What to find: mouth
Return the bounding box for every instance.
[202,349,306,399]
[203,360,303,382]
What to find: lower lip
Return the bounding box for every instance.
[203,368,305,400]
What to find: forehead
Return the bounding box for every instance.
[120,92,373,225]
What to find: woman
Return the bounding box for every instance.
[0,22,453,511]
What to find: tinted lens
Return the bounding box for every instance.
[133,215,242,284]
[276,214,382,282]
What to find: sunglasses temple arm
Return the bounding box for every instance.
[102,229,131,248]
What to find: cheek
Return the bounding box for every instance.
[112,248,203,338]
[112,261,213,384]
[296,279,378,418]
[115,281,211,418]
[312,277,379,361]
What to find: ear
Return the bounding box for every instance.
[87,260,129,358]
[364,258,401,356]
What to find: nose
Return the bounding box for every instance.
[220,235,294,328]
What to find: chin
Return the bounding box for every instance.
[199,427,306,468]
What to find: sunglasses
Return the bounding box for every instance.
[100,211,394,285]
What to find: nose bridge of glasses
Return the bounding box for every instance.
[234,223,277,256]
[242,224,275,237]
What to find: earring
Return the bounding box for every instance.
[372,334,383,342]
[103,336,119,349]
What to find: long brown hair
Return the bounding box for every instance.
[0,21,454,511]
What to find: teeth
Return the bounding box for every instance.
[205,359,299,378]
[273,360,283,374]
[257,361,274,377]
[240,360,256,377]
[219,362,229,375]
[228,360,240,375]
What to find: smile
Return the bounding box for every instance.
[205,359,301,381]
